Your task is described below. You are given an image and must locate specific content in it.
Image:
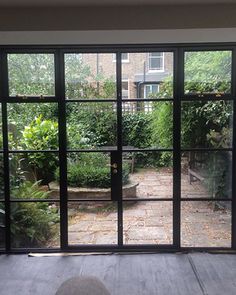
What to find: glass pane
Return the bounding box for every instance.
[123,201,172,244]
[11,201,60,248]
[184,51,232,96]
[68,201,117,245]
[8,54,55,97]
[65,53,116,99]
[7,103,58,151]
[0,202,5,249]
[122,152,173,199]
[122,102,173,149]
[181,201,231,247]
[181,101,233,148]
[0,154,4,200]
[9,152,59,199]
[181,152,232,199]
[122,52,173,99]
[66,152,111,201]
[66,102,117,149]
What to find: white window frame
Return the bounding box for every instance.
[122,79,129,99]
[113,53,129,63]
[148,52,164,72]
[144,84,160,98]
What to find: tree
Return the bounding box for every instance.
[8,53,55,96]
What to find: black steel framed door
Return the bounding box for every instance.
[62,52,122,249]
[0,44,235,253]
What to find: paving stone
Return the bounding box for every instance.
[68,231,95,244]
[67,168,231,247]
[127,227,167,240]
[89,222,117,231]
[94,232,117,244]
[124,239,157,244]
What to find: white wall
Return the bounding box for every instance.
[0,28,236,45]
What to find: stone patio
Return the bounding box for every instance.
[68,168,231,247]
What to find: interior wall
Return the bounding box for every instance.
[0,4,236,31]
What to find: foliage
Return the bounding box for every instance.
[204,152,231,199]
[122,112,152,148]
[8,103,58,150]
[181,100,232,148]
[67,164,111,188]
[67,102,117,147]
[56,153,130,188]
[184,51,231,94]
[8,53,55,96]
[20,116,59,183]
[2,181,59,248]
[151,102,173,166]
[65,53,116,99]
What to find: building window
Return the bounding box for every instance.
[113,53,129,63]
[143,84,160,112]
[122,80,129,99]
[144,84,160,98]
[148,52,164,71]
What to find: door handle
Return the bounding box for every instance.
[107,163,117,169]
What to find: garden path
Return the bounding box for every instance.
[68,169,231,247]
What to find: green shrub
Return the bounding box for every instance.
[8,103,58,133]
[122,112,152,148]
[67,102,117,147]
[10,181,59,248]
[67,165,111,188]
[55,153,130,188]
[151,102,173,167]
[20,115,59,183]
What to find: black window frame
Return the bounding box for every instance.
[0,43,234,254]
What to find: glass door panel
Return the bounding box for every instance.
[66,151,119,246]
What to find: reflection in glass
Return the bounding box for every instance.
[66,102,117,149]
[181,101,233,148]
[11,202,60,248]
[65,53,116,99]
[7,103,58,151]
[122,152,173,199]
[181,201,231,247]
[8,53,55,97]
[122,102,173,149]
[181,152,232,199]
[122,52,174,99]
[68,201,117,245]
[184,51,232,95]
[123,201,173,244]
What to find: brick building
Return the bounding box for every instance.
[79,52,173,100]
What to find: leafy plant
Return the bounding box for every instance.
[4,181,59,248]
[55,153,130,188]
[20,116,59,183]
[8,53,55,97]
[184,51,231,94]
[122,112,152,148]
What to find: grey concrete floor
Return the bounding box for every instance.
[0,253,236,295]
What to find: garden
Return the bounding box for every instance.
[0,51,233,248]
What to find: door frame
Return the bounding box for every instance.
[0,44,235,253]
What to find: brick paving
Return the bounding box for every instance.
[68,168,231,247]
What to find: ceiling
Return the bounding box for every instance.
[0,0,234,7]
